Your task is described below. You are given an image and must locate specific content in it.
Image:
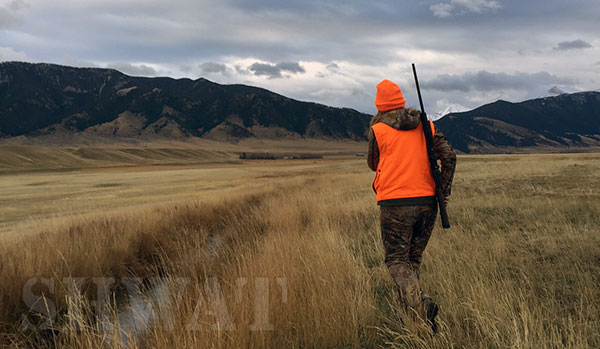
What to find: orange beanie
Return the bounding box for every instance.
[374,79,406,112]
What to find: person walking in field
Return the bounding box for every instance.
[367,79,456,333]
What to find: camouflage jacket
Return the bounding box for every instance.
[367,107,457,196]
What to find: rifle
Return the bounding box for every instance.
[411,63,450,229]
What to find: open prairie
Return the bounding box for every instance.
[0,146,598,348]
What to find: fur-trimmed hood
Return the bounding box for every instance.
[369,107,422,130]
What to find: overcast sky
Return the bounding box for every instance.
[1,0,599,114]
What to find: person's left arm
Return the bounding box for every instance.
[367,128,379,171]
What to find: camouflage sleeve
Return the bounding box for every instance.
[367,128,379,171]
[433,127,457,196]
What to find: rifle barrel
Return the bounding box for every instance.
[411,63,450,229]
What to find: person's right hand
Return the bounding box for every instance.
[444,196,450,207]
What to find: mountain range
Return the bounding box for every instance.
[436,91,600,153]
[1,61,599,153]
[0,62,369,142]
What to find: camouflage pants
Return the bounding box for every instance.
[380,205,437,313]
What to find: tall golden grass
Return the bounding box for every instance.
[1,153,599,348]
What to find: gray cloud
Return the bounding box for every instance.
[274,61,305,73]
[199,62,229,75]
[248,61,305,78]
[107,63,156,76]
[453,0,501,13]
[424,71,573,92]
[8,0,27,11]
[248,63,282,78]
[554,39,592,51]
[430,3,454,18]
[234,64,249,75]
[0,46,31,61]
[430,0,501,18]
[0,0,27,29]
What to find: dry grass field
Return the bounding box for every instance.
[0,147,599,348]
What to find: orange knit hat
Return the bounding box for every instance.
[374,79,406,111]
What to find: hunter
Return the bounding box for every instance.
[368,79,456,333]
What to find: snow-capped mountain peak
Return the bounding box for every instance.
[431,103,469,120]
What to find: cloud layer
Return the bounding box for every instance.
[424,71,573,92]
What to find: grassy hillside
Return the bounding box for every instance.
[0,154,598,347]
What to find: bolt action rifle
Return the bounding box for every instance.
[411,63,450,229]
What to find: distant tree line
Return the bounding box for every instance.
[239,152,323,160]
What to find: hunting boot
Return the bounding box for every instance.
[421,297,439,334]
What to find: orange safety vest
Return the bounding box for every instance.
[371,121,436,202]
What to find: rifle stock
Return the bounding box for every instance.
[411,63,450,229]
